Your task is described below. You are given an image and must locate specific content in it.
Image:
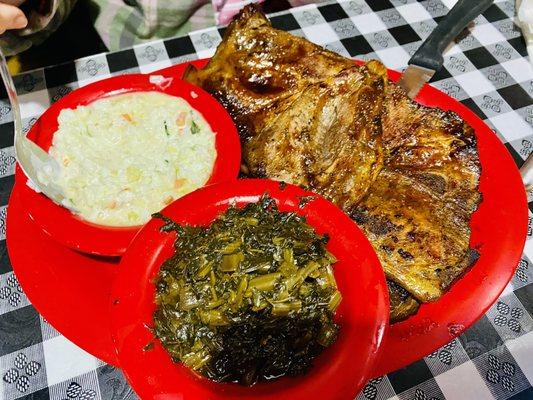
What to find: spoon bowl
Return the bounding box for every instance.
[0,48,73,210]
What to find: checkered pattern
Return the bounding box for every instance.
[0,0,531,399]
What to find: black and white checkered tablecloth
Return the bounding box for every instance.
[0,0,532,399]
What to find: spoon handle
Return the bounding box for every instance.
[0,48,23,147]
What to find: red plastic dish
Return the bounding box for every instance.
[6,186,120,365]
[110,179,389,400]
[18,72,241,256]
[6,59,528,375]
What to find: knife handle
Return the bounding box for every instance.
[409,0,494,71]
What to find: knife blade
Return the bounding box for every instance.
[398,0,494,99]
[397,65,435,100]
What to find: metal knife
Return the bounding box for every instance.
[398,0,494,99]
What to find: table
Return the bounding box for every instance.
[0,0,531,399]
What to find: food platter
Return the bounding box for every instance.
[6,58,528,376]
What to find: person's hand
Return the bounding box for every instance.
[0,2,28,34]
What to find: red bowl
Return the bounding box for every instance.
[18,73,241,256]
[110,179,389,400]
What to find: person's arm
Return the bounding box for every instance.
[0,0,77,56]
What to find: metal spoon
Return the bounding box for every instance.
[0,47,75,211]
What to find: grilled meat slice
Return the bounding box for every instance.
[350,84,481,302]
[381,84,481,215]
[388,281,420,323]
[243,66,385,208]
[351,168,476,302]
[185,6,386,208]
[183,5,354,140]
[184,4,481,316]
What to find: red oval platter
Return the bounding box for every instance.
[17,72,241,256]
[6,58,528,376]
[110,179,389,399]
[6,186,120,365]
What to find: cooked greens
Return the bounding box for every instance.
[153,195,342,386]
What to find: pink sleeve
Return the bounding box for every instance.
[213,0,266,25]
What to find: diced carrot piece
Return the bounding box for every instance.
[174,178,187,188]
[122,113,133,122]
[176,111,186,126]
[164,195,174,205]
